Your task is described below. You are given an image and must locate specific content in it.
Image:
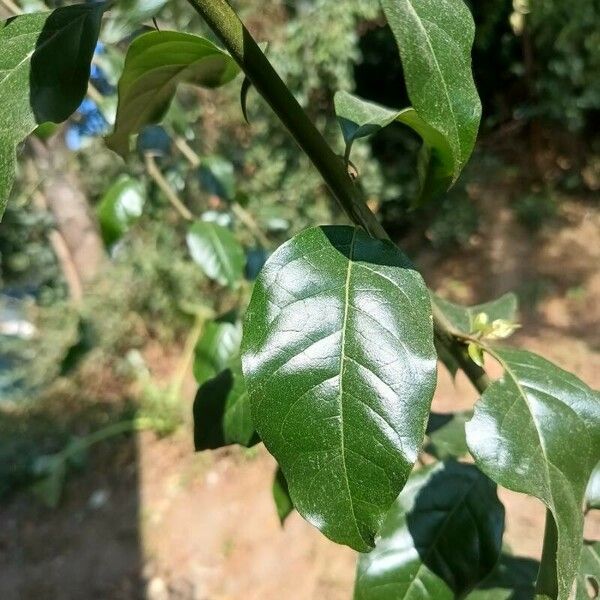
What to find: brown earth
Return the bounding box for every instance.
[1,195,599,599]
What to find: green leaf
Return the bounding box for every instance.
[466,553,539,599]
[468,341,485,367]
[334,91,453,203]
[0,4,104,217]
[186,221,245,288]
[96,175,145,246]
[432,293,519,339]
[272,467,293,525]
[354,461,505,599]
[432,293,519,376]
[242,225,437,552]
[379,0,481,189]
[106,31,239,157]
[193,315,242,385]
[193,358,256,450]
[586,462,600,511]
[466,348,600,600]
[425,411,471,460]
[576,541,600,600]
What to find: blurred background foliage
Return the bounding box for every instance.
[1,0,599,499]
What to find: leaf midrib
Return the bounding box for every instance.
[403,0,460,168]
[338,228,364,545]
[207,225,234,285]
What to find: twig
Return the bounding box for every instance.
[174,136,201,167]
[144,153,194,221]
[0,0,21,16]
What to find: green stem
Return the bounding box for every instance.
[185,0,387,240]
[536,510,559,598]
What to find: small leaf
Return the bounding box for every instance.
[466,348,600,599]
[354,461,505,599]
[334,91,453,203]
[193,315,242,385]
[425,411,471,460]
[468,342,485,367]
[0,4,104,216]
[242,225,437,551]
[576,541,600,600]
[272,467,293,525]
[193,358,256,450]
[466,553,539,599]
[106,31,239,157]
[186,221,245,288]
[380,0,481,195]
[432,293,519,376]
[586,462,600,511]
[334,91,400,153]
[96,174,146,246]
[432,293,519,338]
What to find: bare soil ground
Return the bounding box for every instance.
[1,195,599,599]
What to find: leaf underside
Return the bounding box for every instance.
[242,225,437,551]
[106,30,239,157]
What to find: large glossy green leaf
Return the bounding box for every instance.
[466,348,600,599]
[334,91,453,202]
[0,4,103,217]
[425,411,471,460]
[586,462,600,511]
[193,315,242,385]
[96,175,145,246]
[354,461,505,599]
[193,358,256,450]
[186,221,245,288]
[576,541,600,600]
[106,31,239,157]
[242,225,437,551]
[380,0,481,188]
[466,554,539,600]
